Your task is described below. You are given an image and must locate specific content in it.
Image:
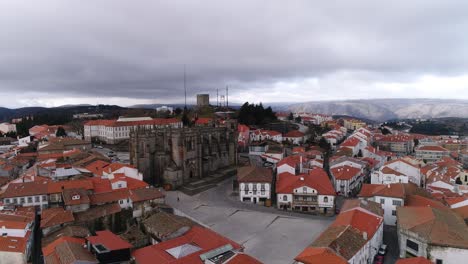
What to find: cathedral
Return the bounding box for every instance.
[129,120,238,188]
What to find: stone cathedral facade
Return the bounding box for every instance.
[129,121,238,188]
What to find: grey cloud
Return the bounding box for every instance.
[1,0,468,105]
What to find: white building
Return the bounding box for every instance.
[397,206,468,264]
[0,123,16,134]
[276,168,335,215]
[1,182,49,211]
[415,145,450,162]
[371,158,423,187]
[330,165,363,196]
[84,117,182,144]
[0,208,35,264]
[295,199,384,264]
[156,106,174,113]
[359,183,406,225]
[238,166,273,205]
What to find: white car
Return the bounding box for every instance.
[378,244,387,255]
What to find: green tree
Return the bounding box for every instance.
[56,126,67,137]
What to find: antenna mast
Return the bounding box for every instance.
[226,85,229,108]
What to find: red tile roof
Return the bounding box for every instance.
[406,195,448,210]
[332,209,383,240]
[358,184,406,199]
[277,155,304,168]
[47,179,94,194]
[295,247,347,264]
[330,165,361,180]
[276,168,335,195]
[284,130,305,138]
[41,208,75,228]
[0,232,29,253]
[129,188,165,203]
[395,257,433,264]
[89,189,128,205]
[132,226,242,264]
[87,230,132,251]
[416,145,449,152]
[237,166,273,183]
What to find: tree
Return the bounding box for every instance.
[357,149,363,157]
[174,107,183,116]
[181,108,190,127]
[56,126,67,137]
[318,137,331,151]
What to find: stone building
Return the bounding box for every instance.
[129,121,237,188]
[196,94,210,107]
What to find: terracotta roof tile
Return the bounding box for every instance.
[237,166,273,183]
[41,208,75,228]
[87,230,132,251]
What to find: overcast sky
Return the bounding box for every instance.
[1,0,468,108]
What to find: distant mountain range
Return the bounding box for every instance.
[286,99,468,121]
[1,99,466,123]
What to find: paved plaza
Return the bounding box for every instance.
[166,178,334,264]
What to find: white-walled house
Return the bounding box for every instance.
[295,199,384,264]
[1,182,49,211]
[358,183,406,225]
[371,158,422,187]
[397,206,468,264]
[238,166,273,205]
[330,165,363,197]
[277,155,304,175]
[276,168,335,215]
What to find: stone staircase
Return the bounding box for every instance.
[179,167,237,195]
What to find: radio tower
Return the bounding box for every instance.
[184,64,187,109]
[226,85,229,108]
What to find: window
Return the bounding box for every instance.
[324,197,328,203]
[380,198,385,204]
[392,210,396,216]
[406,239,419,252]
[392,200,402,206]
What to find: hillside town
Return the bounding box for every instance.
[0,95,466,264]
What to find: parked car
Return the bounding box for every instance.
[374,255,384,264]
[378,244,387,255]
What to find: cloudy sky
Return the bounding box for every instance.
[1,0,468,108]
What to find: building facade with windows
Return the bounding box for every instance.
[238,166,273,205]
